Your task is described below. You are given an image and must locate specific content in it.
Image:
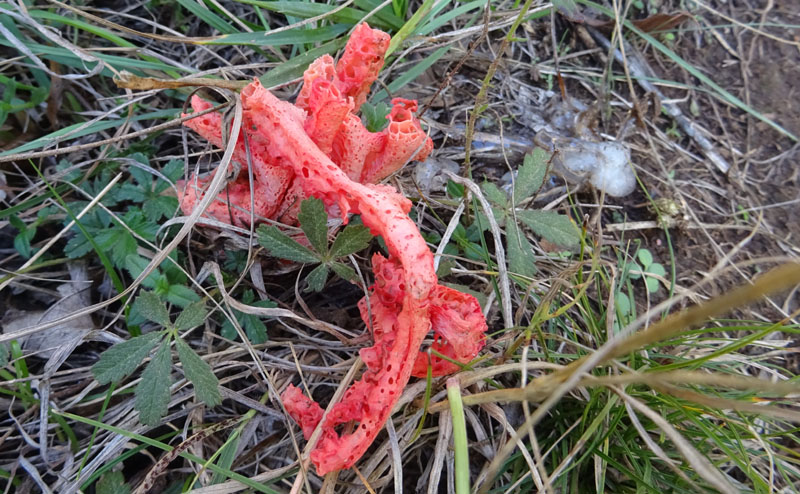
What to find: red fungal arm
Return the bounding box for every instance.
[282,384,324,440]
[179,95,292,224]
[334,23,390,111]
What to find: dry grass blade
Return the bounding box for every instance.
[445,171,513,329]
[475,263,800,492]
[614,387,737,494]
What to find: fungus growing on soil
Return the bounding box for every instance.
[181,24,488,475]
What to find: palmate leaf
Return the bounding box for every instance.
[135,340,172,426]
[256,225,320,264]
[92,331,164,384]
[175,337,221,407]
[481,181,508,209]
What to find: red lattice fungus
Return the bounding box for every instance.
[181,24,488,475]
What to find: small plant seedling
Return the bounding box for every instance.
[257,197,374,292]
[629,247,667,294]
[91,291,220,426]
[361,101,392,132]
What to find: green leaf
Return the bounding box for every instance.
[446,180,465,198]
[135,340,172,426]
[259,38,346,89]
[257,225,320,264]
[506,222,537,278]
[513,148,549,205]
[175,338,221,407]
[92,332,163,385]
[645,276,660,294]
[329,225,373,258]
[0,343,8,367]
[220,291,273,344]
[96,227,137,268]
[174,300,208,331]
[166,284,201,307]
[96,472,131,494]
[481,181,508,208]
[361,101,391,132]
[615,292,631,317]
[133,291,171,327]
[297,197,328,255]
[205,24,349,46]
[331,262,357,282]
[125,254,160,289]
[305,264,330,292]
[516,210,581,249]
[637,248,654,267]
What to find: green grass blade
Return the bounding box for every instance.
[204,24,349,46]
[386,0,437,56]
[447,378,471,494]
[258,38,346,88]
[234,0,396,32]
[0,108,179,158]
[176,0,236,34]
[371,46,450,101]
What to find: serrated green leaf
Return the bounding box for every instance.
[481,181,508,208]
[305,264,329,292]
[125,254,159,289]
[174,300,208,331]
[506,222,537,278]
[331,262,357,282]
[92,332,163,385]
[96,471,131,494]
[133,291,171,327]
[297,197,328,255]
[175,337,221,407]
[513,148,549,205]
[329,225,373,258]
[166,284,201,308]
[256,225,320,264]
[362,101,391,132]
[135,340,172,426]
[516,210,581,248]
